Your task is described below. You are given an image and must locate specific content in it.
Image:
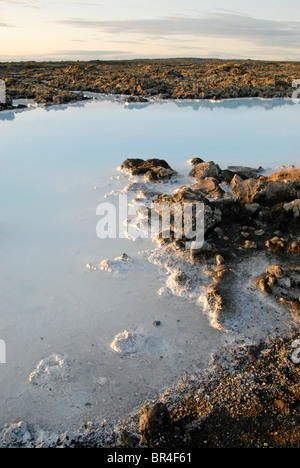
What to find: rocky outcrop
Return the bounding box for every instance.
[227,165,263,179]
[256,265,300,312]
[148,334,300,449]
[116,156,300,337]
[139,403,175,447]
[194,178,224,199]
[230,175,266,203]
[119,158,176,182]
[189,161,222,181]
[230,175,299,206]
[146,160,300,331]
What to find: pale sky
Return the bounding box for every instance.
[1,0,300,61]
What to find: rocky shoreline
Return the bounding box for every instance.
[121,157,300,325]
[0,58,300,109]
[118,331,300,449]
[1,332,299,448]
[79,157,300,448]
[1,156,299,448]
[118,157,300,449]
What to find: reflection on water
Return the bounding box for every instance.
[1,94,298,118]
[0,111,15,121]
[124,97,298,112]
[81,92,299,111]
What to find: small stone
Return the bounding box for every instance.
[287,240,300,252]
[255,229,265,236]
[117,430,139,448]
[265,265,284,278]
[139,403,173,446]
[153,321,161,327]
[244,203,261,215]
[214,227,223,238]
[274,399,285,410]
[216,255,224,266]
[244,240,257,249]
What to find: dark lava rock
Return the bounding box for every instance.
[116,430,139,448]
[255,265,300,312]
[125,96,149,103]
[189,161,222,181]
[193,177,224,199]
[114,333,300,449]
[120,158,176,182]
[227,165,263,179]
[153,320,161,327]
[189,157,205,165]
[230,172,299,206]
[139,403,174,446]
[189,162,264,184]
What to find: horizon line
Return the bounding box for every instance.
[1,56,300,64]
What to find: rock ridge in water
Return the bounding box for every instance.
[160,160,300,323]
[97,157,300,332]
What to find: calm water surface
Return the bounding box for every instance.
[0,97,299,433]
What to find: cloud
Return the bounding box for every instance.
[55,11,300,50]
[72,2,103,6]
[52,49,131,58]
[0,0,42,8]
[0,49,133,61]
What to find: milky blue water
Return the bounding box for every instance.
[0,97,299,433]
[1,97,298,251]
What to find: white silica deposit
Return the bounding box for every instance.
[29,354,69,387]
[87,253,139,275]
[110,329,148,355]
[0,421,33,448]
[110,327,171,356]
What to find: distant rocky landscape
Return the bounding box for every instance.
[0,58,300,108]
